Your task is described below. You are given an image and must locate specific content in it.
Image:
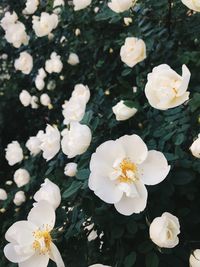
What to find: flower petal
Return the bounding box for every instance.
[28,201,55,229]
[4,243,34,263]
[50,243,65,267]
[114,181,147,215]
[19,253,49,267]
[89,172,123,204]
[5,221,36,244]
[138,150,170,186]
[90,140,125,175]
[177,64,191,96]
[117,135,148,164]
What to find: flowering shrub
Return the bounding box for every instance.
[1,0,200,266]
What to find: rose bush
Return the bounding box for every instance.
[1,0,200,266]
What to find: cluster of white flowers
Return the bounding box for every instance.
[0,11,29,48]
[35,68,47,90]
[19,89,51,109]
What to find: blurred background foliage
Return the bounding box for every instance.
[0,0,200,266]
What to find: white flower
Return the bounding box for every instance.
[32,12,59,37]
[124,17,133,26]
[145,64,191,110]
[75,28,81,36]
[14,169,30,188]
[14,51,33,75]
[181,0,200,11]
[0,189,8,200]
[0,12,18,31]
[61,122,92,158]
[40,93,51,107]
[19,90,32,107]
[190,250,200,267]
[72,84,90,104]
[4,201,65,267]
[13,191,26,206]
[38,125,60,161]
[26,134,42,156]
[149,212,180,248]
[108,0,136,13]
[34,179,61,210]
[120,37,146,68]
[45,52,63,74]
[73,0,92,11]
[31,95,39,109]
[89,134,170,216]
[67,52,80,66]
[35,68,47,90]
[53,0,65,14]
[23,0,39,15]
[190,134,200,158]
[5,141,23,166]
[4,22,29,48]
[64,162,78,177]
[62,98,86,125]
[112,100,137,121]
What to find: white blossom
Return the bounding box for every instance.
[5,141,23,166]
[14,51,33,75]
[67,52,80,66]
[73,0,92,11]
[13,191,26,206]
[64,162,78,177]
[14,168,30,188]
[181,0,200,11]
[23,0,39,15]
[0,189,8,201]
[40,93,51,107]
[26,134,42,156]
[19,90,32,107]
[190,250,200,267]
[112,100,137,121]
[190,134,200,158]
[89,134,170,216]
[108,0,136,13]
[45,52,63,74]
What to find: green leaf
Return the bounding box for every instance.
[138,241,154,254]
[76,169,90,181]
[189,93,200,112]
[172,169,195,185]
[124,251,136,267]
[145,252,159,267]
[62,181,82,198]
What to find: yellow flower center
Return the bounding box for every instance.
[118,158,138,183]
[32,227,52,255]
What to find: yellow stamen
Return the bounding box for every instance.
[32,227,52,255]
[118,158,138,183]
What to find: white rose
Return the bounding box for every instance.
[112,100,137,121]
[72,84,90,104]
[53,0,65,14]
[45,52,63,74]
[40,93,51,107]
[89,134,170,216]
[5,141,23,166]
[14,51,33,75]
[4,22,29,48]
[14,168,30,188]
[149,212,180,248]
[4,201,65,266]
[0,189,8,201]
[181,0,200,11]
[120,37,146,68]
[31,95,39,109]
[67,52,80,65]
[19,90,32,107]
[23,0,39,15]
[62,98,86,125]
[0,11,18,31]
[38,124,60,161]
[32,12,59,37]
[108,0,136,13]
[26,134,41,156]
[145,64,191,110]
[190,250,200,267]
[190,134,200,158]
[61,122,92,158]
[64,162,78,177]
[73,0,92,11]
[13,191,26,206]
[33,178,61,210]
